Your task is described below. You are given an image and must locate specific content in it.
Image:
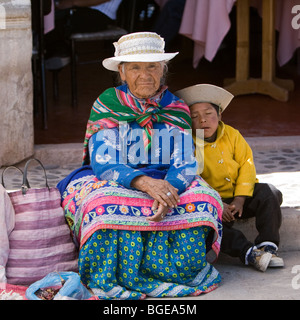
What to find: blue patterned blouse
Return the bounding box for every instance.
[88,86,198,194]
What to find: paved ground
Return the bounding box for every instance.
[151,251,300,301]
[1,137,300,300]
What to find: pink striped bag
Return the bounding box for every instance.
[3,159,78,285]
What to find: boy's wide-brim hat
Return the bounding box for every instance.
[175,84,234,112]
[102,32,178,72]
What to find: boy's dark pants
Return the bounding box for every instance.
[221,183,282,263]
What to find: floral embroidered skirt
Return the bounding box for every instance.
[79,228,220,299]
[60,173,223,299]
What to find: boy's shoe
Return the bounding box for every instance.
[247,247,272,272]
[261,245,284,267]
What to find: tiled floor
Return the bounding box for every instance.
[254,148,300,174]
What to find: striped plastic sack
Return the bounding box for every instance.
[3,159,78,285]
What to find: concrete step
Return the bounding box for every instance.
[34,143,82,166]
[235,207,300,252]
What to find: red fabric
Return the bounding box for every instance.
[0,283,28,299]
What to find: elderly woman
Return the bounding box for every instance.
[57,32,223,299]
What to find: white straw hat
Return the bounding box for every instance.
[102,32,178,71]
[175,84,234,112]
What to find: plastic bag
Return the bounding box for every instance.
[25,272,92,300]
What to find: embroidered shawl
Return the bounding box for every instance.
[82,86,192,165]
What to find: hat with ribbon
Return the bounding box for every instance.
[175,84,234,112]
[102,32,178,71]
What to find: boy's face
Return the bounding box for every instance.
[190,102,221,138]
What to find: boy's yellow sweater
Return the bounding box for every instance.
[194,121,258,199]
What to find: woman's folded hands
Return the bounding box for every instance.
[131,175,180,222]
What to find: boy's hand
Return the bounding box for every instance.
[222,196,246,222]
[230,196,246,218]
[222,202,236,222]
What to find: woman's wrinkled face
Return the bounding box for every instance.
[190,102,221,138]
[118,62,164,99]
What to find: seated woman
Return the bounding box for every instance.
[57,32,223,300]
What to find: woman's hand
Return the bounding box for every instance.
[131,175,180,209]
[146,201,169,222]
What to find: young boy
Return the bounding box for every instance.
[176,84,283,272]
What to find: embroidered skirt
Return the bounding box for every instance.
[61,174,223,299]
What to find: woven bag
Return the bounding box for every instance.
[2,159,78,285]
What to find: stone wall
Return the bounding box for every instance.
[0,0,34,166]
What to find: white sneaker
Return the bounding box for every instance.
[261,245,284,267]
[247,247,272,272]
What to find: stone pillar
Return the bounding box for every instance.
[0,0,34,166]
